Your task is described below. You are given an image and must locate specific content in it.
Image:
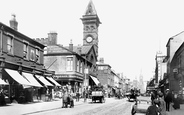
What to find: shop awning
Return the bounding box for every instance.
[35,75,53,86]
[5,69,31,86]
[0,78,8,85]
[46,77,61,87]
[90,75,100,85]
[22,72,43,87]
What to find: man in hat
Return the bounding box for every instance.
[158,92,166,115]
[164,89,172,111]
[146,99,160,115]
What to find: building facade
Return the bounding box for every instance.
[36,0,101,94]
[96,58,114,97]
[170,41,184,99]
[0,15,56,104]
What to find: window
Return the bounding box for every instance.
[7,35,13,54]
[23,43,29,59]
[67,57,73,71]
[80,62,83,73]
[36,48,40,63]
[77,60,80,72]
[30,49,35,61]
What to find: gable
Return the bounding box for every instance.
[86,45,97,64]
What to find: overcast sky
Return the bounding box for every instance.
[1,0,184,81]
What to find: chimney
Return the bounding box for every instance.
[48,31,57,45]
[99,58,104,63]
[69,39,73,51]
[77,44,82,55]
[9,14,18,31]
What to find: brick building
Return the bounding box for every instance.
[97,58,115,97]
[0,15,58,104]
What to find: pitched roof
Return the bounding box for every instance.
[65,45,92,55]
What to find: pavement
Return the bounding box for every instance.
[166,104,184,115]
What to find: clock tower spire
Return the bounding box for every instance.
[81,0,101,57]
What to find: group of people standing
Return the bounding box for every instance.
[146,89,181,115]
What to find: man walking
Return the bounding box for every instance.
[158,92,166,115]
[146,99,160,115]
[164,89,172,111]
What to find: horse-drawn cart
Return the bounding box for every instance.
[91,86,105,103]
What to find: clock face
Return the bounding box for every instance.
[86,36,93,43]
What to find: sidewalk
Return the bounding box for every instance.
[0,98,90,115]
[167,104,184,115]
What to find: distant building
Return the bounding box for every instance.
[155,51,166,84]
[97,58,114,96]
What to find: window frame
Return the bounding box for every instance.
[77,60,80,72]
[30,49,35,61]
[6,34,14,55]
[66,57,73,71]
[35,48,40,63]
[23,41,29,60]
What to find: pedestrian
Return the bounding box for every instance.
[158,92,166,115]
[62,89,69,108]
[146,99,160,115]
[172,93,180,109]
[151,91,156,104]
[0,88,6,106]
[68,93,74,108]
[83,88,86,102]
[76,90,80,102]
[164,89,172,111]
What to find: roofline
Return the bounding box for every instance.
[166,31,184,47]
[0,22,45,48]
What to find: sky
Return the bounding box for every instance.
[1,0,184,81]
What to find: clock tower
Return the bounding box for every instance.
[81,0,101,57]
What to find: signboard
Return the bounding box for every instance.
[84,68,89,74]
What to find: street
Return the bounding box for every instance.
[1,96,184,115]
[27,98,134,115]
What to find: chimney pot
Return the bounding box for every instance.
[69,39,73,51]
[9,14,18,30]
